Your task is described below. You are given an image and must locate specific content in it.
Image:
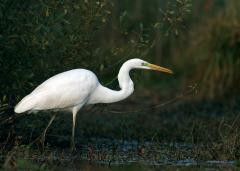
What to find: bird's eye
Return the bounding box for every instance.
[141,62,145,66]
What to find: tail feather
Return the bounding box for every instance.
[14,95,35,113]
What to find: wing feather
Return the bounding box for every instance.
[14,69,99,113]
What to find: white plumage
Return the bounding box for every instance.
[14,58,173,151]
[15,69,98,113]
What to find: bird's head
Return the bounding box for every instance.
[128,58,173,74]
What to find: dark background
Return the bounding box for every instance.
[0,0,239,102]
[1,0,240,164]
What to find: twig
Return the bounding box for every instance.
[108,84,198,114]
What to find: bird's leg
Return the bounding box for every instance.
[41,113,57,148]
[71,110,78,152]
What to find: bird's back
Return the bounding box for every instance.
[14,69,99,113]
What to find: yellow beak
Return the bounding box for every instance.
[147,63,173,74]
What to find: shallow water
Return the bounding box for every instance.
[2,138,237,171]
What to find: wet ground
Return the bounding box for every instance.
[1,99,240,170]
[0,138,238,170]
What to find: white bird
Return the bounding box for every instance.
[14,58,173,151]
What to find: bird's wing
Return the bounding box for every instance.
[15,69,99,112]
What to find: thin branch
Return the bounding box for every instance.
[108,84,198,114]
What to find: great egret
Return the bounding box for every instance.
[14,58,173,151]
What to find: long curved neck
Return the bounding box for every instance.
[89,62,134,104]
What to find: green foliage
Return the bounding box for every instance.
[2,1,240,168]
[0,1,191,153]
[0,0,190,117]
[175,0,240,99]
[159,0,192,36]
[0,0,114,120]
[201,1,240,98]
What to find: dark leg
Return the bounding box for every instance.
[41,113,57,147]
